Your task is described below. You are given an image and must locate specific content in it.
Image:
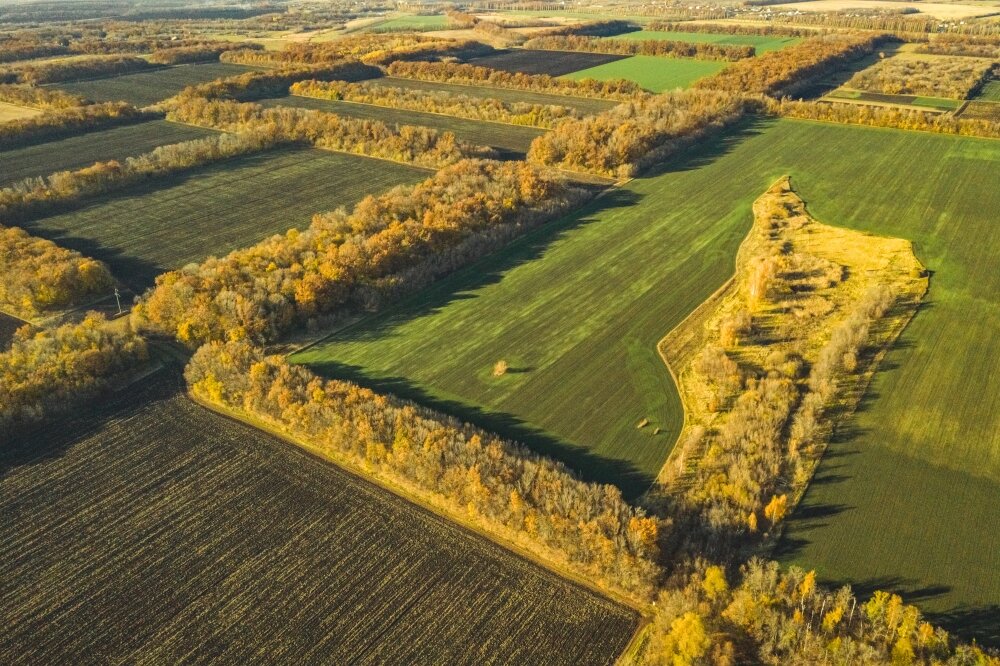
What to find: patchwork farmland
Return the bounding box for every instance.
[0,374,638,664]
[562,55,726,91]
[53,62,257,106]
[20,146,425,289]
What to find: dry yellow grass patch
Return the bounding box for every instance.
[0,101,41,124]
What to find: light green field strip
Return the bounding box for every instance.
[294,120,1000,644]
[610,30,800,53]
[975,79,1000,102]
[371,14,449,31]
[560,54,725,92]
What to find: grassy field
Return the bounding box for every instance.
[22,146,425,290]
[261,95,546,158]
[0,374,638,664]
[610,30,800,53]
[469,49,628,76]
[370,14,449,31]
[975,79,1000,102]
[561,55,725,92]
[54,62,256,107]
[371,76,616,116]
[0,101,40,123]
[292,120,1000,643]
[1,120,215,186]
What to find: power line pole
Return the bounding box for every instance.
[114,287,123,316]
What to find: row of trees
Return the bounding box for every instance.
[536,19,639,38]
[133,159,589,346]
[166,97,494,167]
[757,10,1000,37]
[186,340,662,598]
[645,20,820,38]
[385,59,643,100]
[0,101,149,150]
[846,55,994,99]
[148,43,259,65]
[772,98,1000,139]
[0,38,69,64]
[914,38,1000,58]
[218,35,495,68]
[0,225,113,318]
[0,314,148,437]
[289,78,581,128]
[694,33,887,97]
[169,61,382,104]
[0,55,152,85]
[0,83,83,110]
[526,90,751,178]
[523,34,755,61]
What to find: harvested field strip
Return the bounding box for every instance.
[468,49,628,76]
[53,62,257,107]
[262,94,545,158]
[372,76,616,115]
[0,101,41,123]
[0,120,216,186]
[561,55,725,92]
[0,374,638,664]
[609,30,800,53]
[21,146,425,290]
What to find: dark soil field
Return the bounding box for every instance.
[467,49,628,77]
[21,146,426,290]
[53,62,256,107]
[0,120,216,186]
[0,373,638,664]
[261,95,545,159]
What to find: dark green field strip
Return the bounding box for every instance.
[261,95,546,158]
[468,49,628,77]
[53,62,257,107]
[0,375,638,664]
[372,76,617,116]
[21,146,425,290]
[0,120,216,187]
[975,79,1000,101]
[0,312,26,351]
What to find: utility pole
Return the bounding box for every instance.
[114,287,123,316]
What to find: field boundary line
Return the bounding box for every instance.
[188,390,652,616]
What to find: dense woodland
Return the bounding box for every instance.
[695,34,887,97]
[523,35,755,61]
[0,314,147,436]
[386,60,642,100]
[846,56,994,99]
[0,55,152,85]
[0,226,113,319]
[134,160,589,346]
[527,90,751,177]
[187,341,661,597]
[289,78,581,128]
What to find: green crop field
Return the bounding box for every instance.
[372,76,617,116]
[22,146,425,290]
[0,120,215,186]
[561,55,725,92]
[292,119,1000,644]
[261,95,546,158]
[610,30,800,54]
[370,14,449,31]
[54,62,257,107]
[975,79,1000,101]
[0,375,638,663]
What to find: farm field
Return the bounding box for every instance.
[21,146,425,290]
[261,95,545,158]
[0,374,638,664]
[0,120,215,186]
[370,14,449,31]
[370,76,617,115]
[824,88,961,111]
[292,119,1000,643]
[561,55,725,92]
[961,100,1000,121]
[975,79,1000,102]
[764,0,999,20]
[468,49,628,76]
[53,62,257,107]
[0,101,40,123]
[609,30,800,54]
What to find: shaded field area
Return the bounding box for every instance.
[610,30,800,53]
[468,49,627,76]
[21,146,425,290]
[561,55,725,92]
[293,120,1000,643]
[0,312,26,350]
[262,95,545,158]
[0,374,638,664]
[53,62,256,107]
[0,120,215,186]
[974,79,1000,102]
[371,76,616,116]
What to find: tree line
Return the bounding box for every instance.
[0,100,150,151]
[133,159,590,346]
[0,55,153,85]
[219,35,495,68]
[527,90,752,178]
[149,43,260,65]
[385,60,643,100]
[535,19,639,38]
[757,10,1000,37]
[168,61,382,104]
[0,314,147,437]
[522,34,755,61]
[846,55,994,99]
[694,33,887,97]
[0,225,113,319]
[289,78,582,128]
[645,20,821,38]
[186,340,662,598]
